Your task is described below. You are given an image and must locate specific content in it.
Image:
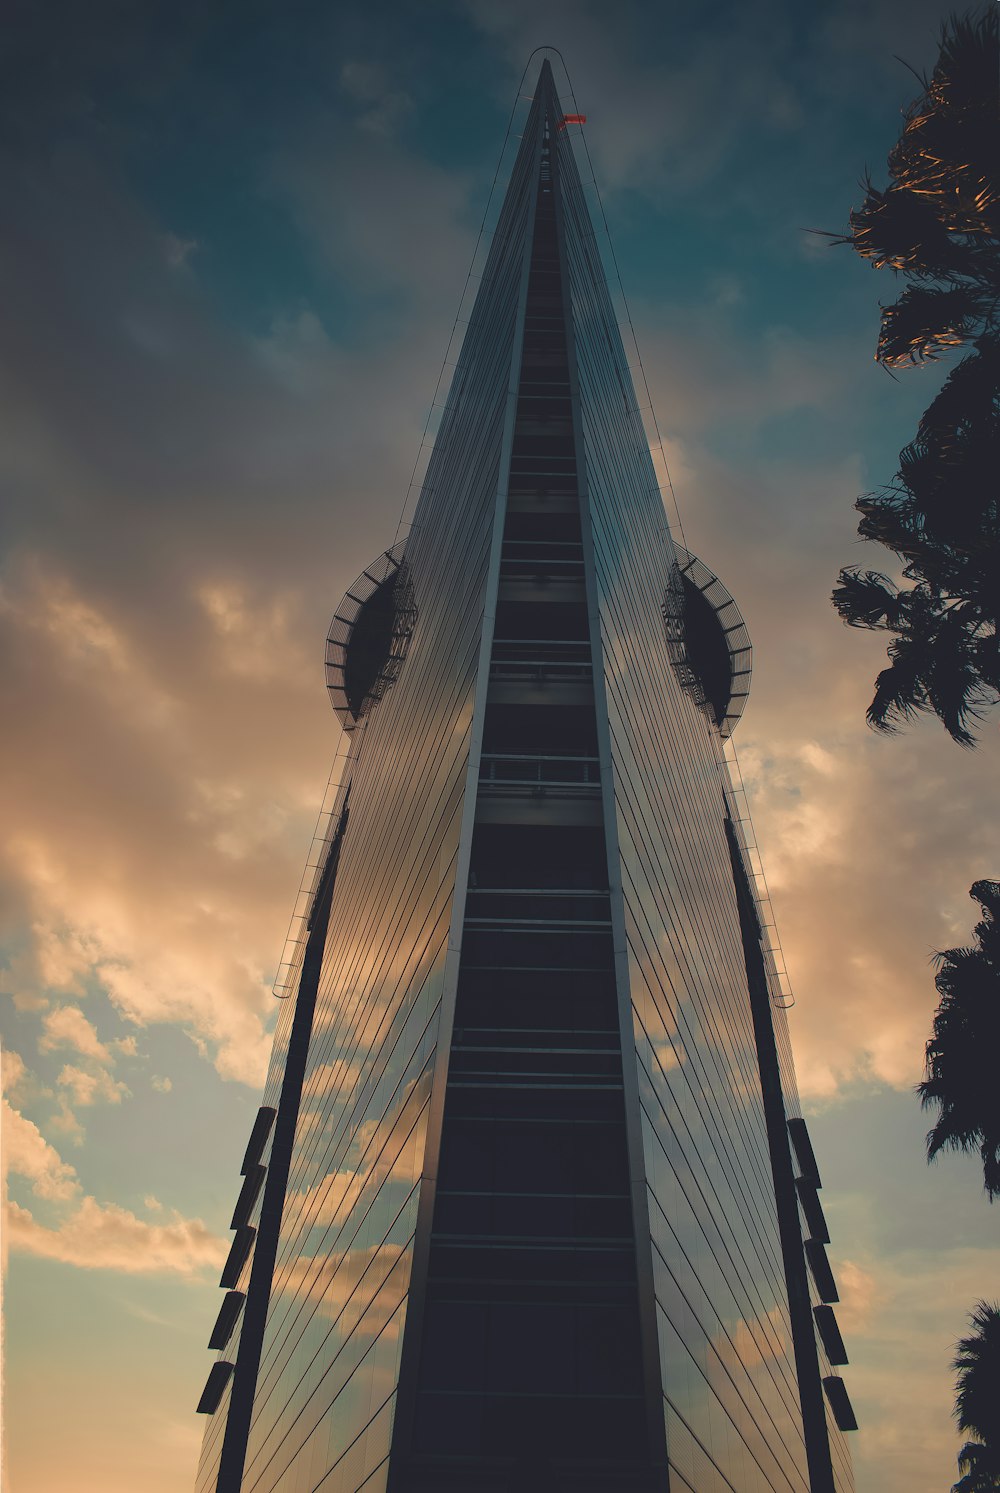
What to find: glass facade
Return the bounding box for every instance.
[195,60,855,1493]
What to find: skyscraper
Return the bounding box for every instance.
[194,59,856,1493]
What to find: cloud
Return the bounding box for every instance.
[39,1005,113,1064]
[151,1075,172,1093]
[196,581,312,687]
[0,96,481,1097]
[623,330,1000,1103]
[2,676,278,1087]
[462,0,805,196]
[264,125,476,318]
[838,1244,996,1490]
[339,60,413,137]
[1,1099,80,1201]
[56,1064,130,1107]
[162,232,198,270]
[1,1048,29,1101]
[836,1258,878,1336]
[632,315,861,443]
[462,0,952,213]
[7,1195,227,1275]
[735,720,998,1098]
[36,1003,135,1135]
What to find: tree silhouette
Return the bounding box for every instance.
[919,880,1000,1198]
[831,9,999,744]
[951,1302,1000,1492]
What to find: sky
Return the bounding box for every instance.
[1,1,997,1490]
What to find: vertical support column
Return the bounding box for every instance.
[725,817,835,1493]
[215,802,349,1492]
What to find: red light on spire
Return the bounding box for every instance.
[556,114,587,131]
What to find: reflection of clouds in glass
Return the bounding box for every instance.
[285,1106,421,1240]
[633,973,685,1075]
[712,1303,789,1375]
[301,1056,363,1108]
[278,1241,410,1340]
[649,1030,684,1073]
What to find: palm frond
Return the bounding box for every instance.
[877,284,988,366]
[953,1436,1000,1493]
[854,493,925,558]
[970,880,1000,927]
[832,9,1000,743]
[890,9,1000,240]
[866,640,928,733]
[973,629,1000,695]
[925,604,989,744]
[831,567,902,628]
[954,1302,1000,1442]
[847,181,959,274]
[920,884,1000,1196]
[918,338,1000,441]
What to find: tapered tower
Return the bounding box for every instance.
[194,60,856,1493]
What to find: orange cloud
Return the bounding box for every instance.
[1,1048,29,1101]
[836,1258,878,1336]
[40,1004,113,1063]
[55,1063,130,1108]
[7,1195,227,1275]
[2,1099,80,1201]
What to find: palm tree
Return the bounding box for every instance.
[919,881,1000,1198]
[832,8,1000,743]
[952,1303,1000,1492]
